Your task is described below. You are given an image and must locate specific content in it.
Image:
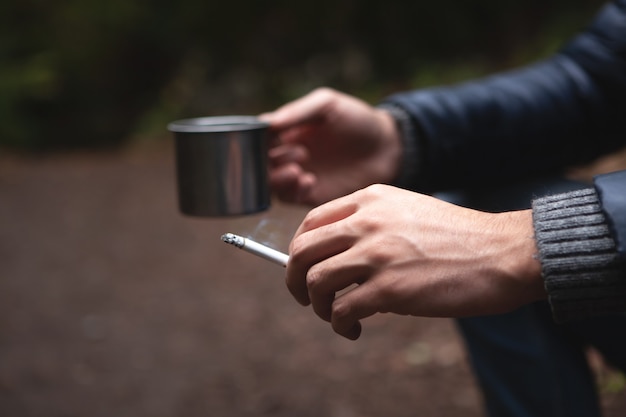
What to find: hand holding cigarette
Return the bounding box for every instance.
[284,184,543,340]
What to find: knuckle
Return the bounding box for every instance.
[289,234,307,261]
[298,204,327,232]
[305,265,324,291]
[364,236,395,264]
[366,249,393,267]
[348,214,378,235]
[352,184,386,205]
[299,212,318,232]
[331,298,353,321]
[364,183,388,197]
[312,86,336,99]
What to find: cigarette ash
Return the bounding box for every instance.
[220,233,244,248]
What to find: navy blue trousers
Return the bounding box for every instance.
[437,178,626,417]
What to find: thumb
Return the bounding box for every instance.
[259,88,336,130]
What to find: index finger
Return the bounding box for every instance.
[291,191,359,240]
[286,194,359,304]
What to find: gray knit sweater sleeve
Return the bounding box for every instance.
[532,188,626,322]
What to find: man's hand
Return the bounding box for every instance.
[260,88,402,206]
[286,184,545,340]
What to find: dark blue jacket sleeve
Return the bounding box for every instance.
[385,0,626,191]
[385,0,626,259]
[594,170,626,260]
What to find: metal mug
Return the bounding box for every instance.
[168,116,271,217]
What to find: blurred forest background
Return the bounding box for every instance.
[3,2,626,416]
[0,0,607,151]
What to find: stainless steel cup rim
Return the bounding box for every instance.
[167,116,269,133]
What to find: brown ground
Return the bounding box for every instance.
[0,143,624,417]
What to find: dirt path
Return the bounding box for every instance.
[0,144,624,416]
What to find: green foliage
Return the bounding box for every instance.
[600,371,626,394]
[0,0,605,150]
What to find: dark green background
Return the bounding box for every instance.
[0,0,604,150]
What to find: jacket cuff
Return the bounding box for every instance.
[532,188,626,323]
[376,103,423,191]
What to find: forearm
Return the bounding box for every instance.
[383,0,626,192]
[384,58,622,191]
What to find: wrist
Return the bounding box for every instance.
[376,104,422,190]
[373,107,404,185]
[495,209,546,304]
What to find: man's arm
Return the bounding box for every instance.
[384,0,626,192]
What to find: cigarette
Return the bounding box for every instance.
[221,233,289,267]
